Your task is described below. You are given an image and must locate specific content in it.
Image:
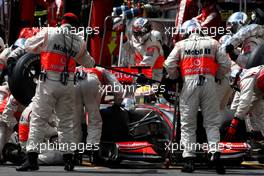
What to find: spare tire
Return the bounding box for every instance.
[8,53,40,106]
[245,44,264,69]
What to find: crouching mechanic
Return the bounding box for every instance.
[0,95,25,162]
[164,20,231,174]
[121,17,165,81]
[74,66,124,161]
[17,13,95,171]
[19,103,63,165]
[224,11,264,68]
[226,66,264,147]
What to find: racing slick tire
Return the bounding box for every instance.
[8,53,40,106]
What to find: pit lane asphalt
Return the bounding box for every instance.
[1,161,264,176]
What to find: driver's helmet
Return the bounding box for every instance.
[179,19,202,38]
[227,12,248,34]
[13,38,26,50]
[229,67,244,91]
[132,17,151,44]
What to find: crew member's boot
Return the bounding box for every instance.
[16,152,39,171]
[88,144,103,166]
[209,152,226,174]
[74,150,82,165]
[63,153,75,171]
[181,157,195,173]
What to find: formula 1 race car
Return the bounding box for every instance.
[5,52,264,167]
[99,105,264,167]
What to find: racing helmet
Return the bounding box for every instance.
[227,12,248,34]
[180,19,202,39]
[132,17,152,43]
[13,38,26,50]
[229,67,243,91]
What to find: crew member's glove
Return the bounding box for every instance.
[229,51,238,62]
[225,44,238,61]
[13,124,18,132]
[215,77,221,85]
[225,44,234,54]
[225,117,242,141]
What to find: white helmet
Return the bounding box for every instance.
[227,12,248,34]
[132,17,151,44]
[180,19,202,38]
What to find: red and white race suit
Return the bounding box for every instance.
[164,33,231,158]
[19,102,63,165]
[74,67,124,145]
[19,103,57,149]
[224,24,264,68]
[121,30,165,81]
[24,24,95,153]
[231,66,264,136]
